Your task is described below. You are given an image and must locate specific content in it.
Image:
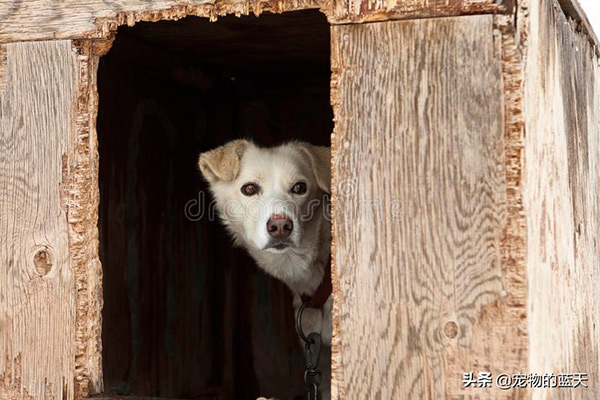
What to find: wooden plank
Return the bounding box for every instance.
[556,0,600,56]
[0,0,512,43]
[0,41,77,400]
[524,0,600,398]
[0,0,321,44]
[332,0,504,24]
[330,15,528,398]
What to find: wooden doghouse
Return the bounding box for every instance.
[0,0,598,399]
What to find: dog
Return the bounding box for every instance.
[198,140,332,399]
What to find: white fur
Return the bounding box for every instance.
[200,141,332,399]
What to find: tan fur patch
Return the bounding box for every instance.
[198,139,249,182]
[297,143,331,193]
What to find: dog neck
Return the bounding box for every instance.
[247,217,331,296]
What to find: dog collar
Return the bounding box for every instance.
[300,255,332,309]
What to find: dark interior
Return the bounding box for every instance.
[97,10,332,400]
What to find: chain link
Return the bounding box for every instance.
[296,302,322,400]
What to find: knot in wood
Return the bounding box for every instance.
[443,321,459,339]
[33,246,54,276]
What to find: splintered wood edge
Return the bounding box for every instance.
[87,0,507,43]
[68,40,104,398]
[92,1,325,41]
[0,0,514,44]
[329,28,344,400]
[82,0,512,59]
[497,10,529,377]
[0,354,34,400]
[330,2,505,24]
[88,2,324,56]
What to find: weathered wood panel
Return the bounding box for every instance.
[330,15,528,398]
[0,0,320,43]
[0,41,77,400]
[0,0,511,43]
[524,0,600,398]
[556,0,600,55]
[332,0,504,23]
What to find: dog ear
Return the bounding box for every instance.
[198,140,249,182]
[297,143,331,193]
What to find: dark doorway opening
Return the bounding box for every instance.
[97,10,332,400]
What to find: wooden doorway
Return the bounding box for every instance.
[96,10,332,400]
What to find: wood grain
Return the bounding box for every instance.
[332,0,504,23]
[0,0,513,43]
[524,0,600,398]
[556,0,600,56]
[0,41,77,400]
[0,0,321,44]
[68,40,104,399]
[330,15,528,398]
[0,44,6,94]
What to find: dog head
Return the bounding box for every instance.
[199,140,330,253]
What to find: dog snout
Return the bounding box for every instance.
[267,214,293,239]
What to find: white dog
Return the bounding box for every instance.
[198,140,332,399]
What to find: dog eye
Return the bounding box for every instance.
[241,183,259,196]
[291,182,307,195]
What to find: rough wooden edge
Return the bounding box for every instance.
[88,0,508,39]
[0,354,34,400]
[86,49,104,398]
[92,1,325,39]
[556,0,600,56]
[0,0,514,44]
[496,10,529,379]
[64,40,104,399]
[328,26,344,400]
[0,0,516,43]
[331,2,505,24]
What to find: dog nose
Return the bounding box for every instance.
[267,214,293,239]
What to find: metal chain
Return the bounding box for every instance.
[296,302,322,400]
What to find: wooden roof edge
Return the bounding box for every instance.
[556,0,600,56]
